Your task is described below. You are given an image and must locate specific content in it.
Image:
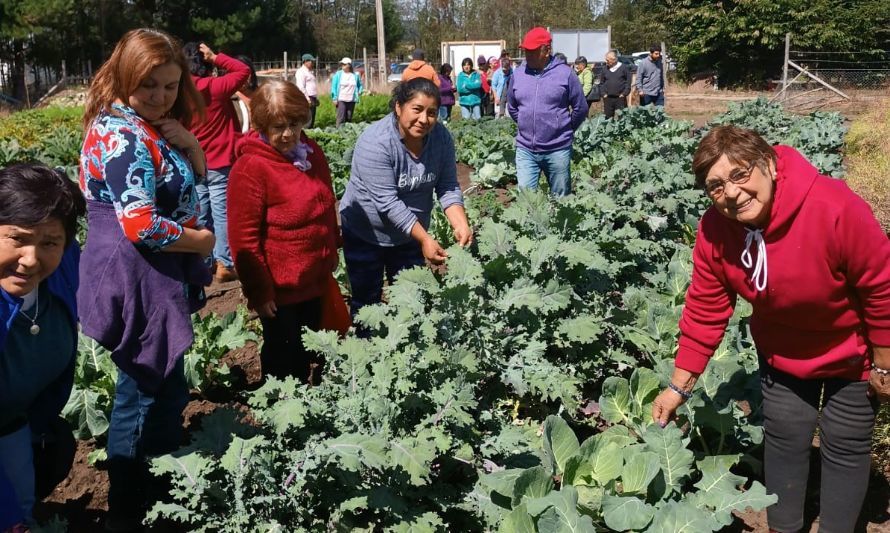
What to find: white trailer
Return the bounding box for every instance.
[549,28,611,62]
[440,40,507,68]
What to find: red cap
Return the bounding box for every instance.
[520,27,552,50]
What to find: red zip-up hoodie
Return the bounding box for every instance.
[227,131,339,309]
[676,145,890,381]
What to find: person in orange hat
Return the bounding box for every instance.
[506,27,588,197]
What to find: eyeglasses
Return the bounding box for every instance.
[704,162,757,198]
[268,122,303,135]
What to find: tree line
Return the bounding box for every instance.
[1,0,888,101]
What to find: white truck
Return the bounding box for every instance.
[549,28,611,62]
[440,40,507,68]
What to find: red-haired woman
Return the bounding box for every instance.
[652,125,890,532]
[78,28,213,529]
[228,79,339,384]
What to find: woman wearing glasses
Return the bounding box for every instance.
[652,125,890,533]
[227,80,339,383]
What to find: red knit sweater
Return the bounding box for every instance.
[191,53,251,169]
[227,131,339,309]
[676,145,890,381]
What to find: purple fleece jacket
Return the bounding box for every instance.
[78,201,210,394]
[507,55,588,152]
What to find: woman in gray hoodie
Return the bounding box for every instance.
[339,79,473,318]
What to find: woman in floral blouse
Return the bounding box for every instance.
[78,28,213,531]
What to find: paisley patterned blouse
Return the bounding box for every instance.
[79,103,199,250]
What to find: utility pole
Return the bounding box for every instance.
[375,0,387,88]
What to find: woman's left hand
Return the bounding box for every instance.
[867,370,890,403]
[452,223,473,247]
[151,119,199,152]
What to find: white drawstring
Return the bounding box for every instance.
[741,228,768,292]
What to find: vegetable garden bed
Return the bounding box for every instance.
[4,99,887,531]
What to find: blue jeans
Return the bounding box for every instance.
[641,93,665,106]
[438,105,453,121]
[516,146,573,197]
[106,358,188,517]
[342,227,425,319]
[460,105,481,120]
[196,166,232,267]
[0,424,34,525]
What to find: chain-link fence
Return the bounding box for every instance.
[773,41,890,111]
[789,51,890,89]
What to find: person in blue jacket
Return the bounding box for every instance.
[331,57,364,126]
[507,27,588,197]
[0,163,85,529]
[456,58,483,120]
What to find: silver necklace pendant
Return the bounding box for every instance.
[29,324,40,335]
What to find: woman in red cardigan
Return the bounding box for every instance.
[652,126,890,533]
[227,80,339,383]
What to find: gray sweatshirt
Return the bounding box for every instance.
[635,56,664,96]
[339,113,464,246]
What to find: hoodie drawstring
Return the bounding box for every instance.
[741,228,768,292]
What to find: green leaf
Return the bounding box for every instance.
[444,246,484,288]
[647,500,720,533]
[642,424,695,493]
[601,494,656,531]
[629,368,660,420]
[220,435,268,473]
[325,434,389,472]
[571,437,623,486]
[619,451,661,495]
[556,315,603,345]
[499,503,535,533]
[532,487,597,533]
[543,415,580,475]
[599,376,633,426]
[389,436,435,486]
[511,465,554,506]
[479,220,515,258]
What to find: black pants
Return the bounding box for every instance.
[602,95,627,119]
[335,101,355,126]
[761,364,878,533]
[259,298,323,383]
[308,96,319,128]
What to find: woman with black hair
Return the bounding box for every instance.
[339,78,473,317]
[0,163,85,530]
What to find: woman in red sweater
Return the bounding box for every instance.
[652,126,890,532]
[227,80,338,383]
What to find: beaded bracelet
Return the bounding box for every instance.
[668,382,692,400]
[873,365,890,376]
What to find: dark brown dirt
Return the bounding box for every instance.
[200,279,247,318]
[458,162,473,192]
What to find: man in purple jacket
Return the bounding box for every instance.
[507,27,588,197]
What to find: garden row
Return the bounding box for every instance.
[148,103,844,531]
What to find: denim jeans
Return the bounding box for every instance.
[640,93,665,106]
[342,227,425,319]
[438,105,453,122]
[515,146,573,197]
[460,105,481,120]
[0,424,34,525]
[106,358,188,518]
[196,166,233,267]
[761,364,878,533]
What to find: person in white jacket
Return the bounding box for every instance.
[295,53,319,127]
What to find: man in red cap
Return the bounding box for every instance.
[506,27,588,197]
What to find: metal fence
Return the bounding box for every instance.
[773,33,890,111]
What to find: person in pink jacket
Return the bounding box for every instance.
[185,41,251,283]
[652,125,890,533]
